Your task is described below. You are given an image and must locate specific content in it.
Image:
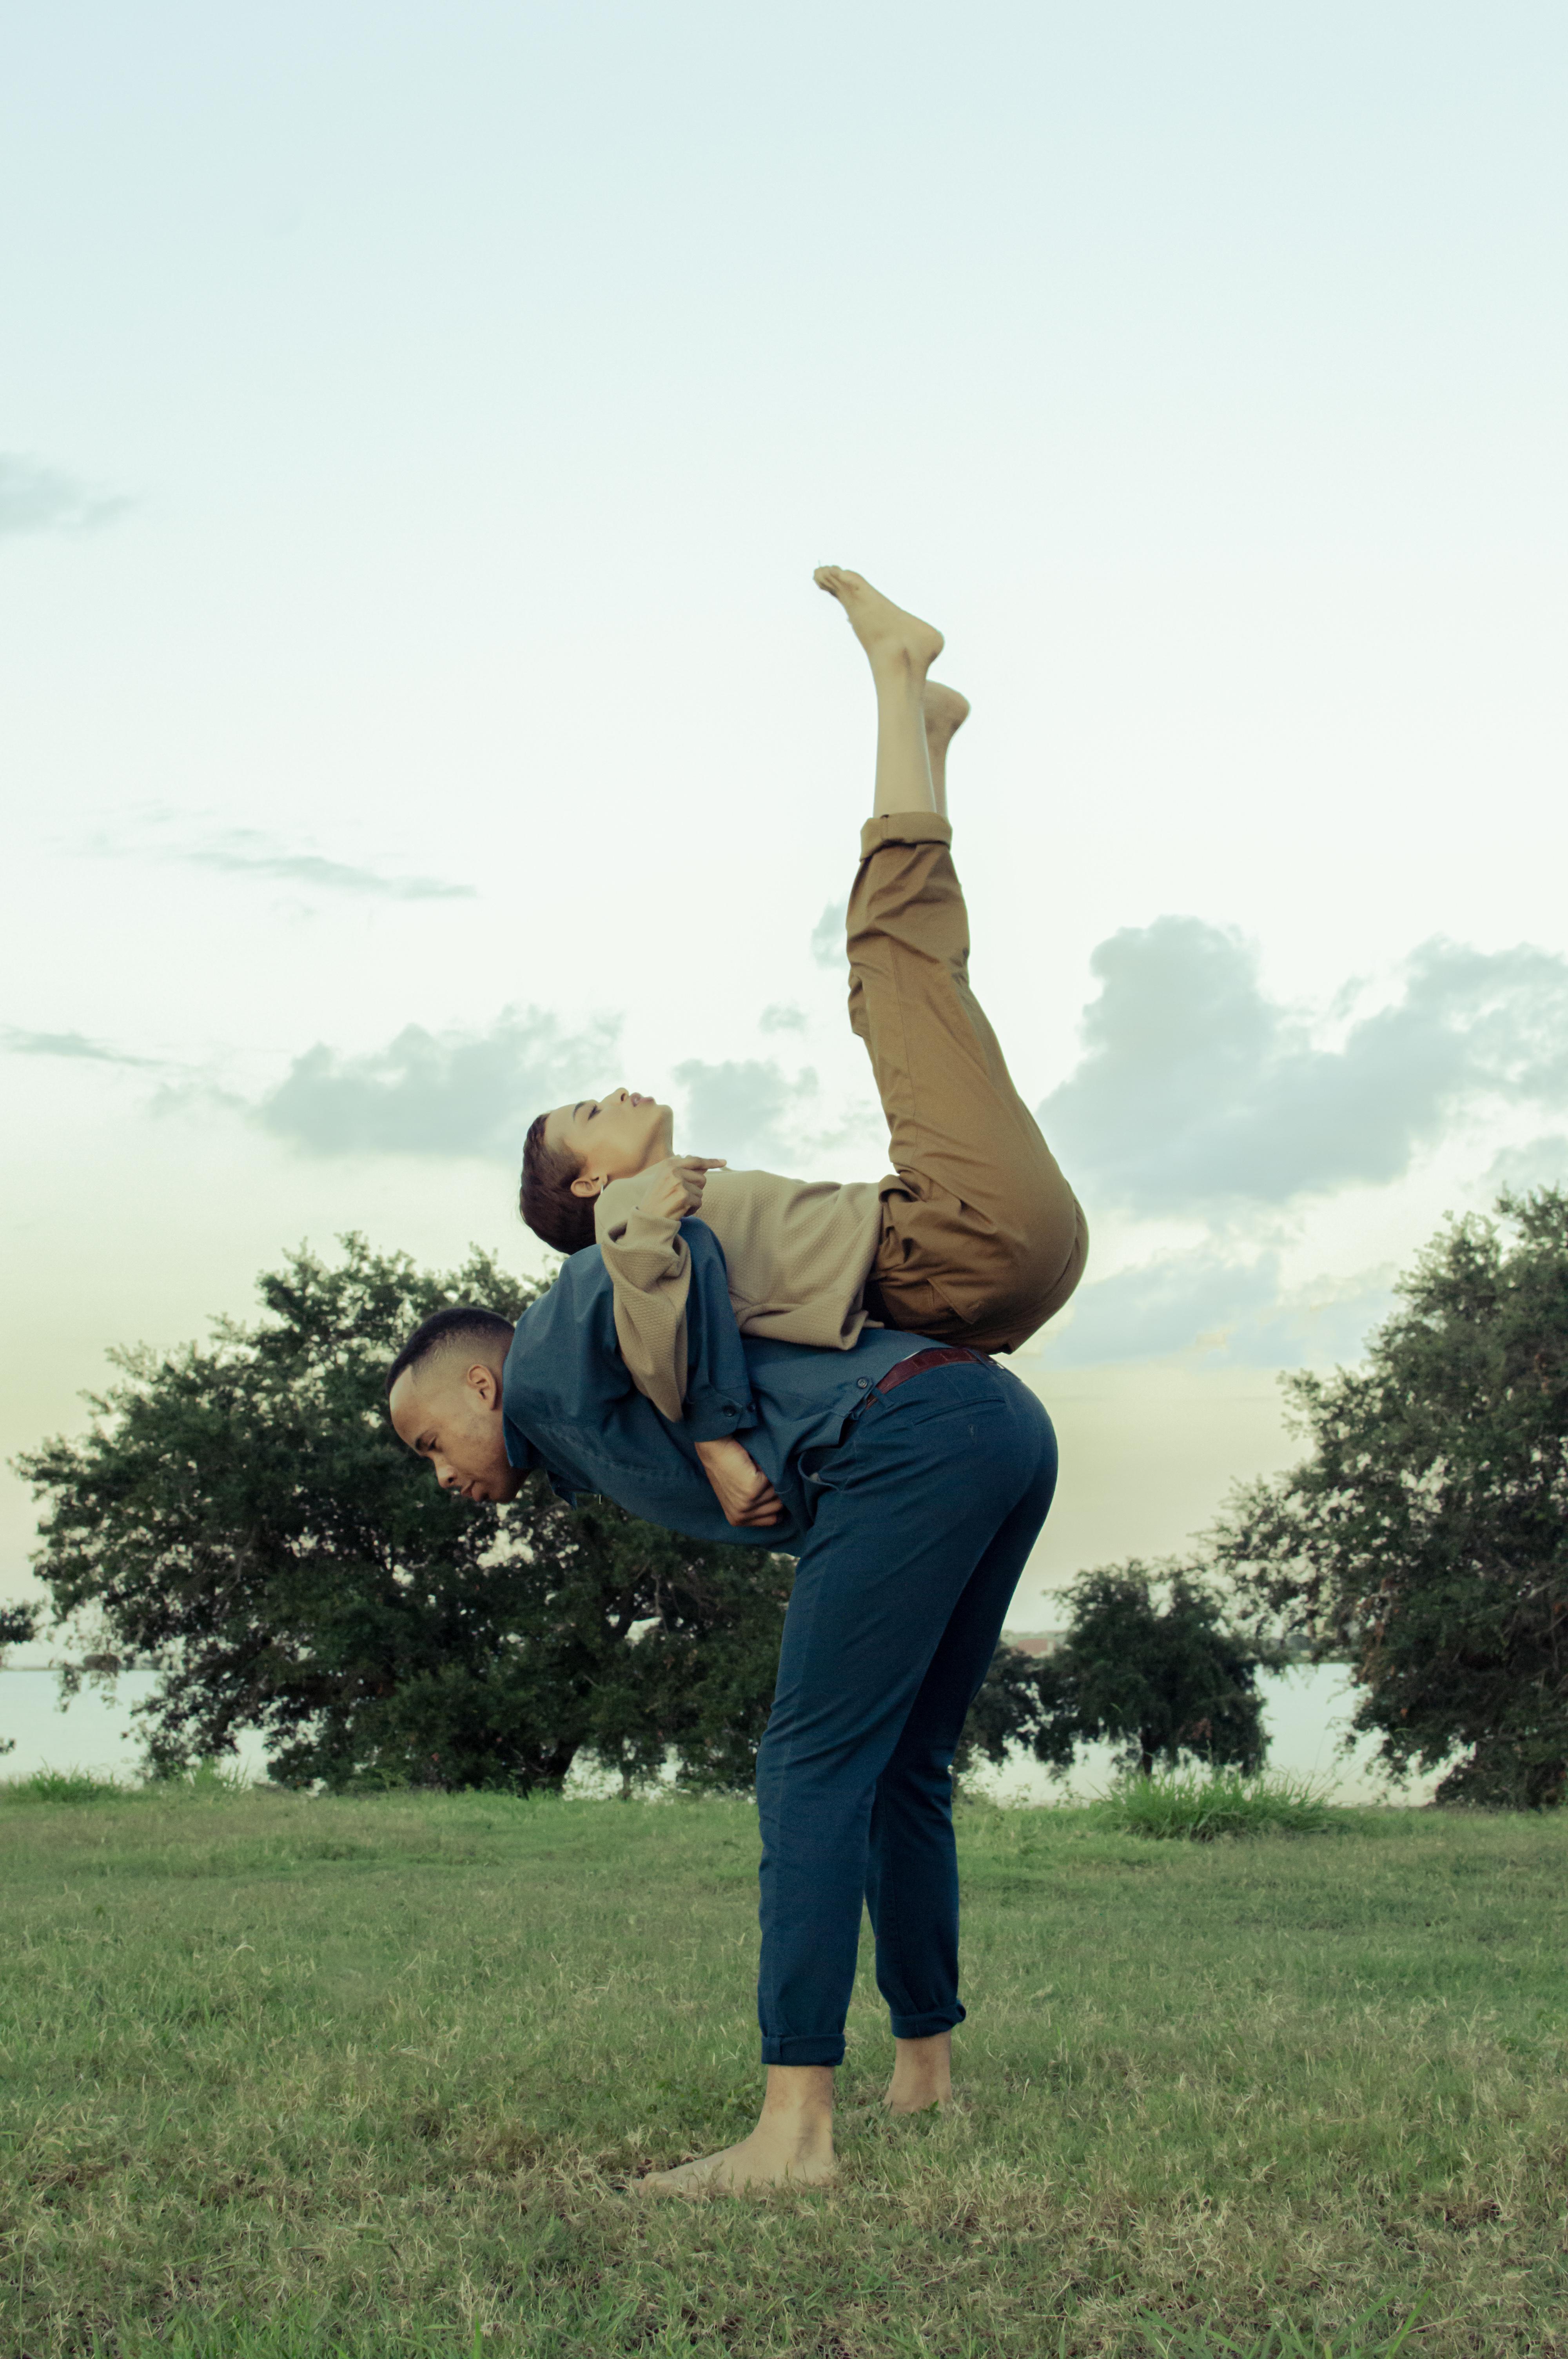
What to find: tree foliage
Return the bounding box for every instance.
[963,1561,1277,1781]
[1212,1188,1568,1809]
[16,1236,791,1793]
[0,1602,36,1652]
[0,1602,37,1757]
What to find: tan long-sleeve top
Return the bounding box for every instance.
[594,1166,890,1423]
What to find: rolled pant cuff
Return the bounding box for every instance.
[859,811,953,858]
[760,2034,846,2068]
[889,2004,966,2041]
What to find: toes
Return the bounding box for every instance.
[813,565,866,598]
[635,2166,698,2198]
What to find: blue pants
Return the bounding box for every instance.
[755,1358,1058,2066]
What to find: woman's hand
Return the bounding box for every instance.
[694,1436,783,1527]
[640,1155,727,1223]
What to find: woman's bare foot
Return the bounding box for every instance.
[635,2064,836,2199]
[924,680,970,749]
[924,681,969,818]
[814,566,944,683]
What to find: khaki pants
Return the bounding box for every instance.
[848,812,1088,1354]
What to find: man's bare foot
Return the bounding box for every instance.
[814,566,944,682]
[635,2063,836,2199]
[884,2029,953,2114]
[635,2121,836,2198]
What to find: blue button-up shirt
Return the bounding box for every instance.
[501,1219,927,1548]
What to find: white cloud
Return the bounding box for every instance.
[0,454,128,537]
[41,915,1558,1370]
[2,1028,158,1068]
[1040,1248,1395,1371]
[1040,920,1568,1219]
[258,1008,620,1161]
[810,900,848,969]
[673,1057,825,1170]
[84,819,473,902]
[1483,1134,1568,1194]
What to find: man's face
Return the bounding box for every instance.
[544,1088,674,1198]
[388,1355,524,1505]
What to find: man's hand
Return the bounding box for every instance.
[694,1435,783,1528]
[641,1155,727,1223]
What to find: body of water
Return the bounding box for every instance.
[967,1660,1443,1807]
[0,1656,1439,1803]
[1,1666,272,1784]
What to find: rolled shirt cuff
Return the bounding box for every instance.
[602,1203,684,1274]
[682,1387,758,1444]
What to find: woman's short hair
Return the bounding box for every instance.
[519,1111,597,1254]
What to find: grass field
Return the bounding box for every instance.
[2,1785,1565,2357]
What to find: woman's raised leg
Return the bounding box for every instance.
[813,565,944,818]
[818,566,1087,1352]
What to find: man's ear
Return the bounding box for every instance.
[465,1363,503,1410]
[570,1172,603,1201]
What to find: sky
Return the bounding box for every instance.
[4,0,1567,1628]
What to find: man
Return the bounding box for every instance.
[386,1215,1056,2192]
[517,569,1087,1459]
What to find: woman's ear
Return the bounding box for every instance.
[570,1172,603,1201]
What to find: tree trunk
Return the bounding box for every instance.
[1139,1732,1155,1779]
[535,1739,580,1792]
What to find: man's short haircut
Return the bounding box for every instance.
[519,1110,597,1255]
[384,1305,516,1401]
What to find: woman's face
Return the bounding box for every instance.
[544,1088,674,1198]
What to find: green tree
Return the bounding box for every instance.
[1212,1187,1568,1809]
[16,1236,791,1793]
[0,1602,38,1758]
[0,1603,36,1653]
[963,1563,1278,1781]
[953,1640,1046,1781]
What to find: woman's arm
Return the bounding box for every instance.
[679,1220,780,1526]
[596,1158,727,1422]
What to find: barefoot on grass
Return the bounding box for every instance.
[814,566,944,680]
[883,2028,954,2115]
[635,2127,837,2199]
[838,2092,971,2133]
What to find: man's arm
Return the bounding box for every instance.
[693,1436,782,1528]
